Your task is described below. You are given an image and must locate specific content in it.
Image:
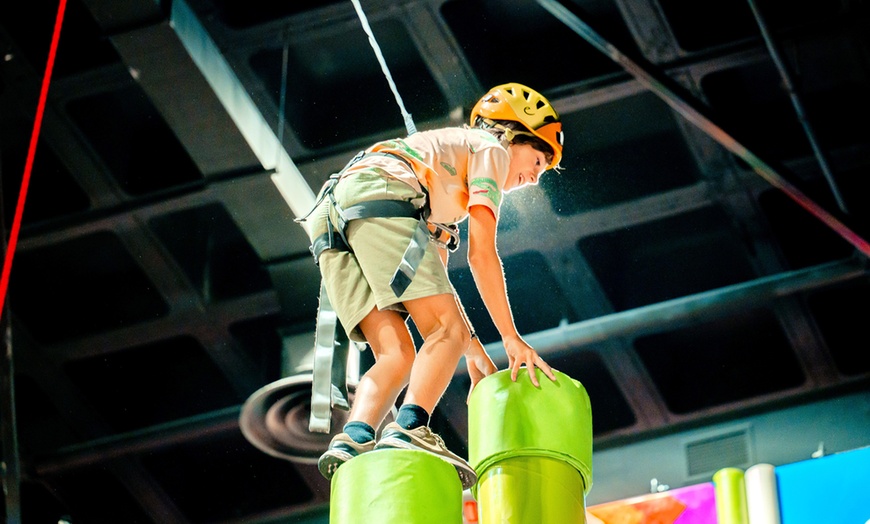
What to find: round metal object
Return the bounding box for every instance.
[239,374,394,464]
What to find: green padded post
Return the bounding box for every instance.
[713,467,749,524]
[468,369,593,524]
[330,449,462,523]
[476,455,586,522]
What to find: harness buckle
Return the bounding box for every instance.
[429,223,460,252]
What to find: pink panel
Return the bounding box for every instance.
[587,482,717,524]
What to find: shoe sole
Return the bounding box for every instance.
[376,436,478,490]
[318,448,355,480]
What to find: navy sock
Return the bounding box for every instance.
[395,404,430,430]
[343,421,375,444]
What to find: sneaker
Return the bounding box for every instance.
[375,422,477,490]
[318,433,376,480]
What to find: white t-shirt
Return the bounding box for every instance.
[345,127,510,225]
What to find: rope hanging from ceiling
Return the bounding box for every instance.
[274,1,417,157]
[349,0,417,136]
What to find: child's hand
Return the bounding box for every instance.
[503,335,556,387]
[465,337,497,402]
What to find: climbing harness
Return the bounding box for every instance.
[299,150,459,433]
[297,150,460,270]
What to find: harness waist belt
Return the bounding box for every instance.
[309,199,422,264]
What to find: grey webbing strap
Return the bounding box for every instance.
[328,193,352,251]
[330,337,350,412]
[309,281,350,433]
[389,217,432,297]
[342,199,419,222]
[310,232,349,264]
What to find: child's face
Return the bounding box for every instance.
[505,143,548,192]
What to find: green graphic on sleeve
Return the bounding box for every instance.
[470,177,501,207]
[440,162,457,177]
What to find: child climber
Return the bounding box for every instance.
[306,83,562,490]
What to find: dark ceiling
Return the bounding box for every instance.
[2,0,870,522]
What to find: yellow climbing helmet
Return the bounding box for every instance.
[470,82,564,169]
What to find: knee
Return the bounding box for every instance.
[396,342,416,384]
[426,320,471,355]
[375,339,415,385]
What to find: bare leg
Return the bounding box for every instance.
[402,293,471,414]
[369,294,477,489]
[349,307,416,429]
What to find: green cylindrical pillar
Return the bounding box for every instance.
[468,369,593,524]
[713,467,749,524]
[330,449,462,524]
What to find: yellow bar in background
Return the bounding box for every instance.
[713,467,749,524]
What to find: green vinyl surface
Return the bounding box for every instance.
[330,449,462,524]
[713,467,749,524]
[468,368,593,496]
[476,455,587,524]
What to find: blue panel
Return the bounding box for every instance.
[776,446,870,523]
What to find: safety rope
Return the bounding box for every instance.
[350,0,417,136]
[0,0,68,318]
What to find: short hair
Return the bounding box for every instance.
[472,117,555,167]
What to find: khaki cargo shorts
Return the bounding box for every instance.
[309,170,454,343]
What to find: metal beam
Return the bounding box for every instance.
[33,407,241,475]
[112,22,263,178]
[29,259,866,477]
[536,0,870,258]
[1,149,21,523]
[1,320,21,524]
[479,258,867,364]
[169,0,316,234]
[746,0,848,215]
